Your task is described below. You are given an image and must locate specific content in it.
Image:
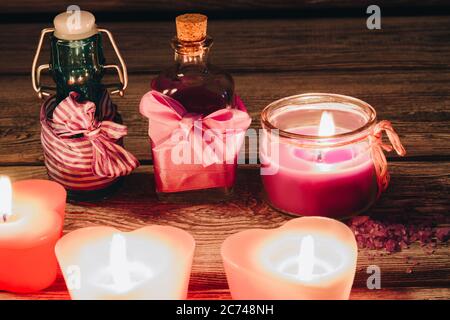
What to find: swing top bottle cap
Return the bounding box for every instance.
[53,10,98,40]
[176,14,208,42]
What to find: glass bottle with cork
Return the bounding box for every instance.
[152,14,234,114]
[146,14,250,203]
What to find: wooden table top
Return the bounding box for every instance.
[0,1,448,300]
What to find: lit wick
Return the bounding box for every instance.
[109,233,132,290]
[317,111,335,162]
[101,233,153,292]
[316,151,323,163]
[297,235,315,281]
[0,176,13,223]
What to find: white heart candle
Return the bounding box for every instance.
[55,225,195,300]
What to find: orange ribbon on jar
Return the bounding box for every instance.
[369,120,406,198]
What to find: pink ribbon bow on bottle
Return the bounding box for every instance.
[370,120,406,198]
[140,90,252,192]
[49,92,139,178]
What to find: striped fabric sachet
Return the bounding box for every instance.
[40,91,139,191]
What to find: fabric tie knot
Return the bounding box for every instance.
[369,120,406,198]
[84,126,102,139]
[139,90,251,192]
[49,92,139,178]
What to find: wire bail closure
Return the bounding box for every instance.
[31,28,128,99]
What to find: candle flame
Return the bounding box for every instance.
[297,235,315,281]
[109,233,132,290]
[318,111,335,137]
[0,176,12,219]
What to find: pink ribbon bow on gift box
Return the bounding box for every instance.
[140,90,252,192]
[49,92,139,178]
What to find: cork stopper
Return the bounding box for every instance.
[176,14,207,42]
[53,10,98,41]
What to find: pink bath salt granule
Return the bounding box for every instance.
[436,227,450,242]
[347,216,448,253]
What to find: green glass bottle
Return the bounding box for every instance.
[50,33,106,109]
[33,10,127,108]
[32,10,130,201]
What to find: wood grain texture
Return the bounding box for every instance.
[2,16,450,75]
[1,17,448,164]
[1,1,449,14]
[0,164,448,300]
[0,70,448,164]
[0,12,448,301]
[1,285,449,300]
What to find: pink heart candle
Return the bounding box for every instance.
[55,225,195,300]
[13,179,66,218]
[0,177,65,292]
[221,217,358,300]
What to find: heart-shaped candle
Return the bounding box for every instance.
[13,179,66,218]
[0,177,65,293]
[56,225,195,300]
[221,217,358,300]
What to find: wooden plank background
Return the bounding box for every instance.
[1,17,450,164]
[0,1,448,300]
[1,1,450,14]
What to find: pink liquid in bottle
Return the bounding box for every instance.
[150,14,239,202]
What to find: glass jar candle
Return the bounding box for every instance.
[260,93,406,219]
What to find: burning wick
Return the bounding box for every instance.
[0,176,13,223]
[316,151,323,163]
[317,111,336,162]
[105,233,153,292]
[297,235,315,281]
[109,233,132,290]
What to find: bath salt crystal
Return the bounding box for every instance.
[436,227,450,242]
[347,216,448,253]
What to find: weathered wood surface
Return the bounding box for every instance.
[1,285,449,300]
[1,1,449,14]
[0,12,448,300]
[0,164,448,299]
[2,285,450,300]
[1,17,450,75]
[0,70,449,164]
[1,17,449,164]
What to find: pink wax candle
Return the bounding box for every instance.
[260,94,380,218]
[13,179,66,218]
[221,217,358,300]
[0,177,65,293]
